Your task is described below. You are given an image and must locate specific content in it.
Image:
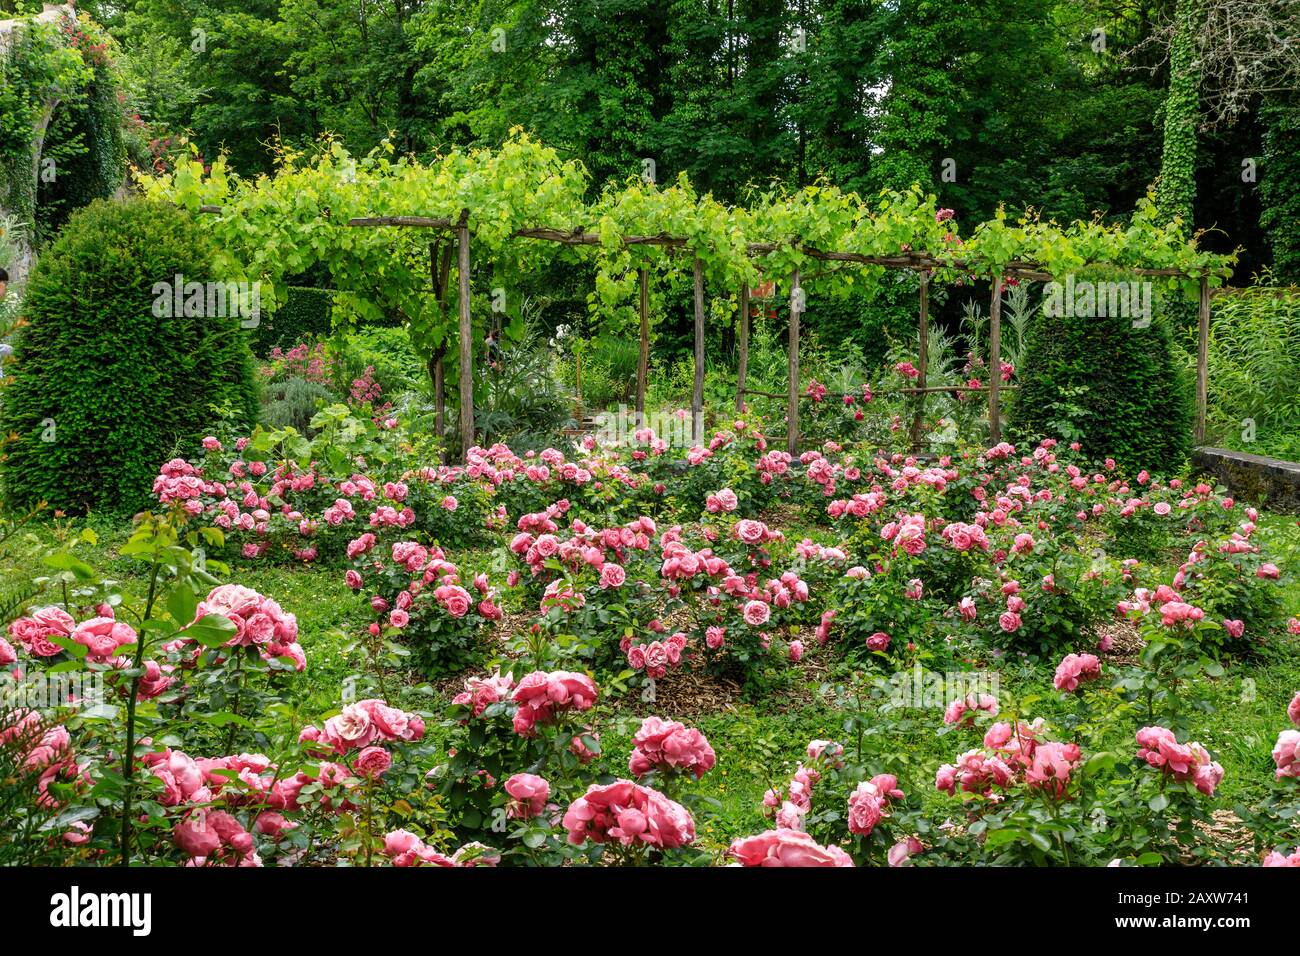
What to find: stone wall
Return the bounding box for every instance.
[1192,447,1300,513]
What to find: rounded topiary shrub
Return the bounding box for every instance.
[1,198,259,514]
[1010,279,1194,473]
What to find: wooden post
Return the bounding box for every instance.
[788,270,802,456]
[456,212,474,462]
[910,272,930,451]
[636,268,649,426]
[1196,275,1210,444]
[988,275,1003,445]
[736,283,750,412]
[433,350,445,440]
[430,241,452,464]
[692,258,706,443]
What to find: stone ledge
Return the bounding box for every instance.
[1192,446,1300,513]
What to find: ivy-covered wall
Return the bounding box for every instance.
[0,6,125,284]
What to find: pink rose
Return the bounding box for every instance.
[599,563,626,589]
[504,773,550,819]
[728,828,854,867]
[353,746,392,778]
[742,600,771,626]
[72,617,138,662]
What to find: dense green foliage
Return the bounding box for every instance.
[0,12,127,254]
[252,285,334,354]
[0,198,259,513]
[91,0,1279,277]
[1012,282,1195,470]
[1260,96,1300,284]
[1193,283,1300,461]
[1155,0,1201,229]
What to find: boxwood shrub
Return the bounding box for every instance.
[1,198,258,514]
[1010,281,1194,473]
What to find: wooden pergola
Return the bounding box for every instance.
[202,205,1225,461]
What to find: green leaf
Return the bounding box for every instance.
[198,711,255,728]
[166,585,199,628]
[1082,751,1116,778]
[43,552,96,581]
[183,613,238,648]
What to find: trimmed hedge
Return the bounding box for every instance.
[252,285,334,354]
[1010,286,1194,473]
[1,198,259,514]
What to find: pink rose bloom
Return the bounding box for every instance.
[1274,730,1300,779]
[72,617,138,662]
[847,781,888,835]
[1024,741,1081,799]
[1223,618,1245,638]
[1053,653,1101,692]
[1288,692,1300,728]
[9,606,76,657]
[998,611,1022,633]
[194,584,297,649]
[0,638,15,666]
[866,631,890,652]
[807,740,845,768]
[727,828,854,867]
[436,585,473,618]
[322,703,377,751]
[353,746,393,778]
[742,600,771,626]
[788,639,804,662]
[1263,848,1300,867]
[628,717,716,780]
[512,671,598,735]
[1138,726,1224,793]
[504,773,551,819]
[562,780,695,849]
[174,814,222,858]
[888,835,923,867]
[599,563,627,589]
[1258,563,1281,580]
[63,821,93,845]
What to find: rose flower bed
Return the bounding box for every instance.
[1,407,1298,867]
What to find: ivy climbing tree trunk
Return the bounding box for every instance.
[1156,0,1202,228]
